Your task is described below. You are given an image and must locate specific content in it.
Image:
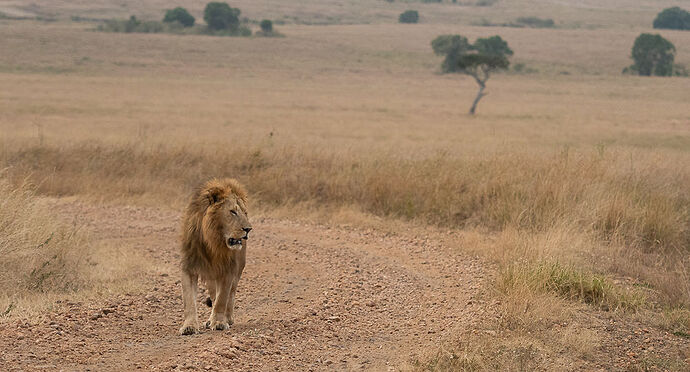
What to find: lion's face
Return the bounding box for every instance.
[216,197,252,250]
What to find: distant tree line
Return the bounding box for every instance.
[98,2,280,37]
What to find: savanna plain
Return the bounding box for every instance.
[1,0,689,370]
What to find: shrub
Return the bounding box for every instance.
[653,7,690,30]
[204,2,240,32]
[673,64,689,77]
[163,7,195,27]
[399,10,419,24]
[260,19,273,33]
[237,26,252,37]
[476,0,497,6]
[125,15,140,32]
[515,16,555,28]
[625,33,676,76]
[98,16,165,33]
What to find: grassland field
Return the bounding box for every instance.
[1,0,689,370]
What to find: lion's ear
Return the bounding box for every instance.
[202,186,225,205]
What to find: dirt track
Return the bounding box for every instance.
[0,200,490,371]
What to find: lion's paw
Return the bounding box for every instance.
[179,324,198,336]
[206,319,230,331]
[213,321,230,331]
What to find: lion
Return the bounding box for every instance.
[178,178,252,335]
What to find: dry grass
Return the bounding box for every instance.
[413,291,600,371]
[0,176,86,296]
[4,143,685,305]
[1,0,689,367]
[0,175,146,320]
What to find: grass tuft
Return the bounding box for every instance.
[0,176,87,295]
[499,261,644,311]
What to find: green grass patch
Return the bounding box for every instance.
[499,261,644,311]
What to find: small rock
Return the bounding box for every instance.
[89,312,102,320]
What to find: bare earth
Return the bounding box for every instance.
[0,200,489,371]
[1,200,687,371]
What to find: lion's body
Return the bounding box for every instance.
[179,178,252,335]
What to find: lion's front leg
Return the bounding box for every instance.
[226,246,245,325]
[225,279,238,325]
[207,275,231,331]
[179,270,199,335]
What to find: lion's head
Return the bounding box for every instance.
[199,178,252,251]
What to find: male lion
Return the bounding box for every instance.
[179,178,252,335]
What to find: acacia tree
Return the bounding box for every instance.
[432,35,513,115]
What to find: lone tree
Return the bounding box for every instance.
[432,35,513,115]
[204,2,241,32]
[653,7,690,30]
[163,7,195,27]
[624,33,676,76]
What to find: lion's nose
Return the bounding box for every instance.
[243,227,252,233]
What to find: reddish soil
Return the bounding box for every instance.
[0,200,687,371]
[0,200,489,371]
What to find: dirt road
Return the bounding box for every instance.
[0,200,490,371]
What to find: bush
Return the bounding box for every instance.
[653,7,690,30]
[163,7,195,27]
[260,19,273,33]
[625,33,676,76]
[98,16,165,33]
[204,2,240,32]
[237,26,252,37]
[673,64,689,77]
[399,10,419,24]
[515,16,555,28]
[125,15,140,32]
[476,0,497,6]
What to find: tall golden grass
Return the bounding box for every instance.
[2,141,688,306]
[0,174,147,319]
[0,176,88,295]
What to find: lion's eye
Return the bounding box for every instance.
[230,210,238,216]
